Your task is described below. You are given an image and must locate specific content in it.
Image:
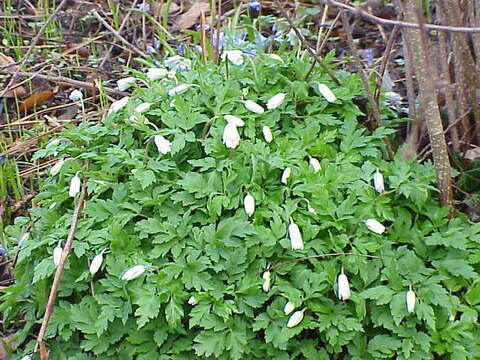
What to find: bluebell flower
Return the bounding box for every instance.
[164,55,191,72]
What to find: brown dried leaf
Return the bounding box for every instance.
[0,52,16,70]
[64,43,90,58]
[18,90,54,113]
[0,52,28,98]
[174,1,209,31]
[465,148,480,161]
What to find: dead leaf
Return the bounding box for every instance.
[18,90,54,113]
[0,52,28,98]
[465,148,480,161]
[173,2,209,31]
[152,2,180,15]
[0,52,16,70]
[64,43,90,58]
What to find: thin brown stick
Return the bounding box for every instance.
[324,0,480,33]
[268,252,382,272]
[92,10,146,58]
[35,185,87,357]
[273,0,341,86]
[0,0,69,99]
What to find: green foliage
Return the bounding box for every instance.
[3,54,480,359]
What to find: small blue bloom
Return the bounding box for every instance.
[164,55,191,72]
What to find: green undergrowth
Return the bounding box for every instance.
[2,53,480,359]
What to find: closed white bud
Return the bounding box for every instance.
[262,126,273,143]
[284,301,295,315]
[244,194,255,216]
[188,296,199,306]
[221,50,244,65]
[309,157,321,173]
[53,245,62,267]
[318,83,336,102]
[18,232,30,248]
[50,158,65,176]
[69,89,83,102]
[117,77,136,91]
[147,67,168,81]
[267,93,286,110]
[406,286,416,313]
[337,271,351,301]
[281,167,291,184]
[121,264,146,281]
[373,169,385,193]
[154,135,172,154]
[168,84,191,96]
[224,115,245,127]
[365,219,386,234]
[20,355,32,360]
[108,96,129,114]
[286,308,305,328]
[135,102,151,113]
[262,271,271,292]
[89,253,104,275]
[243,100,265,114]
[69,174,81,197]
[222,123,241,149]
[288,221,304,250]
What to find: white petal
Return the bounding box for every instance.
[243,100,264,114]
[135,102,151,113]
[89,253,104,275]
[147,67,168,81]
[154,135,172,154]
[69,89,83,102]
[168,84,191,96]
[318,83,336,102]
[50,158,65,176]
[108,96,130,114]
[281,167,291,184]
[262,126,273,143]
[221,50,244,65]
[121,264,146,281]
[289,222,304,250]
[53,246,62,267]
[117,77,136,91]
[224,115,245,127]
[406,287,416,313]
[262,271,271,292]
[365,219,385,234]
[244,194,255,216]
[222,123,241,149]
[284,301,295,315]
[337,273,351,300]
[309,157,321,173]
[373,169,385,193]
[266,93,286,110]
[188,296,199,305]
[69,174,81,197]
[286,309,305,328]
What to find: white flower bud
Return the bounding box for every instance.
[373,169,385,193]
[222,123,241,149]
[168,84,191,96]
[224,115,245,127]
[243,100,265,114]
[244,194,255,216]
[117,77,136,91]
[406,286,416,313]
[309,157,321,173]
[262,126,273,143]
[146,67,168,81]
[89,252,104,275]
[281,167,291,184]
[135,102,151,113]
[69,174,81,197]
[284,301,295,315]
[365,219,386,234]
[53,245,62,267]
[288,221,304,250]
[221,50,244,65]
[318,83,336,102]
[20,355,32,360]
[69,89,83,102]
[337,270,351,301]
[262,271,271,292]
[121,264,146,281]
[108,96,129,114]
[18,232,30,248]
[50,158,65,176]
[188,296,199,306]
[154,135,172,154]
[266,93,286,110]
[286,308,305,328]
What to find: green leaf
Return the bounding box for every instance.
[360,285,394,305]
[134,169,156,189]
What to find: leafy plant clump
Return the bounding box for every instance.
[3,54,480,359]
